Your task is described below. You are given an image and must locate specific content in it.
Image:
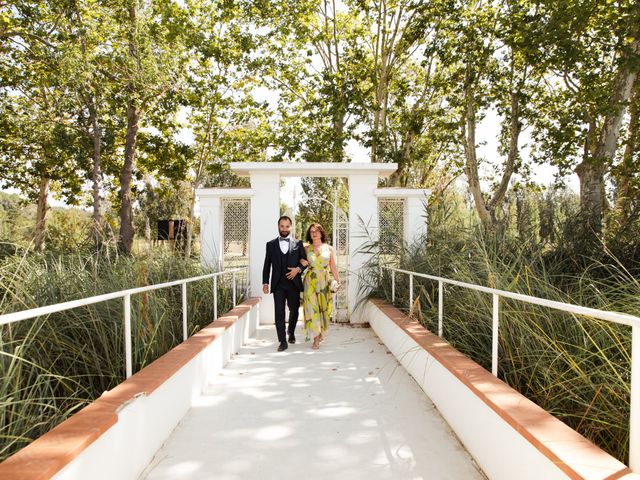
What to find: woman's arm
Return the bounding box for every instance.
[329,246,340,284]
[300,244,309,266]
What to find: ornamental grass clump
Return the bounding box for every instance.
[0,249,240,461]
[366,229,637,463]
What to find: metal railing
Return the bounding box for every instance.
[0,267,249,379]
[383,265,640,472]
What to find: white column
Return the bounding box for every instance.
[405,194,428,244]
[249,172,281,324]
[198,194,223,269]
[348,174,379,323]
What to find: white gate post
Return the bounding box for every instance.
[248,172,280,324]
[196,192,223,269]
[348,173,379,323]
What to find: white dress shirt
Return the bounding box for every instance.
[279,234,291,254]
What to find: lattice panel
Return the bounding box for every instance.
[378,199,405,254]
[334,209,349,255]
[334,211,349,316]
[223,199,250,268]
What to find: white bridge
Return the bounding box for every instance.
[0,162,638,480]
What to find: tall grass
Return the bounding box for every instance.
[363,221,638,463]
[0,248,243,461]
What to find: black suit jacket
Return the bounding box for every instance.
[262,237,307,292]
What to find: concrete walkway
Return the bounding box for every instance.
[141,325,485,480]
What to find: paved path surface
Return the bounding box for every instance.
[141,324,485,480]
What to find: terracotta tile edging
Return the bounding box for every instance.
[0,297,261,480]
[370,299,631,480]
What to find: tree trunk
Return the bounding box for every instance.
[371,78,384,162]
[185,189,196,259]
[34,176,50,252]
[371,40,390,164]
[89,99,103,246]
[372,67,389,163]
[118,3,140,255]
[576,34,639,233]
[488,91,521,213]
[462,80,492,228]
[390,128,416,187]
[332,105,345,163]
[616,84,639,214]
[575,161,608,233]
[119,100,140,255]
[76,10,103,247]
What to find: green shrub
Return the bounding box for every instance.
[0,250,243,460]
[363,201,638,463]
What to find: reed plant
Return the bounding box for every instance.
[362,211,638,463]
[0,248,243,460]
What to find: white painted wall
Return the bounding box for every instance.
[364,300,582,480]
[198,194,222,269]
[52,301,260,480]
[248,172,280,324]
[348,174,379,323]
[405,195,428,243]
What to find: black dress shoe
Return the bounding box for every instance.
[288,333,296,344]
[277,342,288,352]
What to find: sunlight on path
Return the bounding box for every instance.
[141,325,485,480]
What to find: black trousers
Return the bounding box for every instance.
[273,282,301,344]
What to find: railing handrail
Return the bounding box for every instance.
[0,267,247,326]
[383,264,640,472]
[384,266,640,328]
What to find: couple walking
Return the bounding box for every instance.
[262,215,341,352]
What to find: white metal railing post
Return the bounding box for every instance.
[438,280,443,337]
[232,271,237,306]
[213,275,218,320]
[182,282,188,341]
[630,324,640,471]
[492,293,499,377]
[409,274,414,314]
[8,263,640,472]
[391,269,395,303]
[124,294,132,379]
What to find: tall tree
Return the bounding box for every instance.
[112,0,189,254]
[531,0,640,234]
[177,0,266,258]
[356,0,425,162]
[382,0,461,187]
[59,0,124,247]
[435,0,534,228]
[610,81,640,235]
[0,0,86,250]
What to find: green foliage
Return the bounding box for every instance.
[0,192,96,253]
[296,177,349,241]
[0,251,242,460]
[363,191,639,463]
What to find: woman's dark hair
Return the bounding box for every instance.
[278,215,292,225]
[305,223,327,243]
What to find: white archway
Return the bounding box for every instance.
[197,162,428,323]
[296,195,349,322]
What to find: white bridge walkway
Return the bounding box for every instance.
[141,325,485,480]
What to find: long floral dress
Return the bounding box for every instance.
[303,243,333,340]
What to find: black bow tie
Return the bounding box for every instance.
[279,237,290,242]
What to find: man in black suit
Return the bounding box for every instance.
[262,215,307,351]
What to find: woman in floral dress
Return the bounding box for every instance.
[300,223,341,350]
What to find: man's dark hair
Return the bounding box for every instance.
[278,215,292,225]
